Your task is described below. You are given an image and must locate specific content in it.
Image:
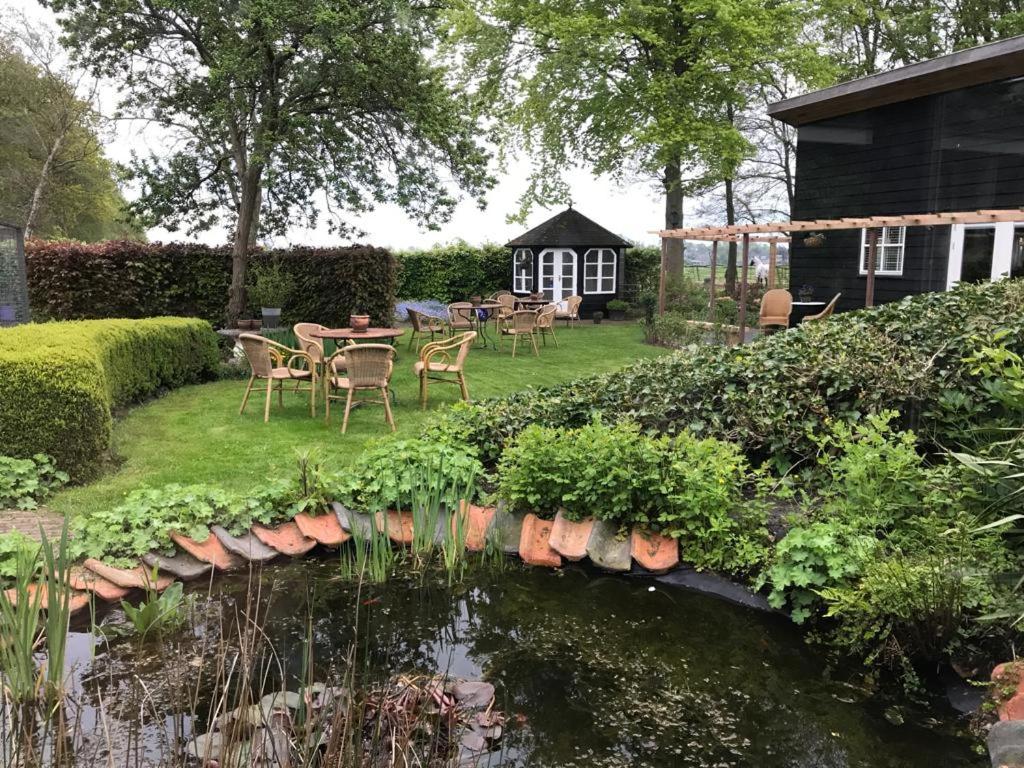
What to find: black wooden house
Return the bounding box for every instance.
[768,36,1024,310]
[505,207,630,317]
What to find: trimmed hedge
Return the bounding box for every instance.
[25,241,397,327]
[395,242,509,303]
[424,279,1024,467]
[0,318,219,480]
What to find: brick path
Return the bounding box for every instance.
[0,507,68,541]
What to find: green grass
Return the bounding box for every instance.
[51,322,667,518]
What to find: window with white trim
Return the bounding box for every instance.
[859,226,905,276]
[512,248,533,293]
[583,248,616,293]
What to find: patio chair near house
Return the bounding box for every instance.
[447,302,476,332]
[323,343,396,434]
[500,310,539,358]
[556,295,582,327]
[407,308,447,351]
[494,293,516,326]
[536,304,558,347]
[802,293,842,323]
[758,289,793,331]
[238,333,315,422]
[488,290,512,299]
[414,331,477,409]
[294,323,354,405]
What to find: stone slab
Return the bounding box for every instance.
[4,582,90,614]
[170,531,245,571]
[142,550,213,581]
[519,514,562,568]
[989,719,1024,767]
[83,558,175,591]
[492,503,524,555]
[293,512,351,547]
[586,519,631,572]
[375,510,414,545]
[630,529,680,574]
[548,510,593,562]
[332,502,374,539]
[211,525,279,563]
[251,522,317,556]
[454,502,496,552]
[69,566,130,601]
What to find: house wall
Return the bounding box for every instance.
[790,76,1024,310]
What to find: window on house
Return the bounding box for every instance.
[513,248,533,293]
[583,248,616,293]
[859,226,905,276]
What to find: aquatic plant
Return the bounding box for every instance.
[120,579,189,640]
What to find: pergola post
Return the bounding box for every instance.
[658,237,668,316]
[708,240,718,322]
[865,227,878,307]
[768,241,777,289]
[737,233,750,345]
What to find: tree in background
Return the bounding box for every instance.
[445,0,807,275]
[46,0,493,323]
[0,26,138,241]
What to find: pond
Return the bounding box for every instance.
[58,559,983,767]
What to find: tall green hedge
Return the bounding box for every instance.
[0,318,219,480]
[25,240,397,327]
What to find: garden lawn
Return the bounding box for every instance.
[51,322,665,518]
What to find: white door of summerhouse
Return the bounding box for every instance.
[539,248,576,301]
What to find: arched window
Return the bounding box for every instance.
[512,248,533,292]
[583,248,616,294]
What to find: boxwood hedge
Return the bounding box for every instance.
[425,279,1024,467]
[0,318,219,480]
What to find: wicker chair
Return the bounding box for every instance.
[488,290,512,299]
[494,293,517,326]
[500,310,539,358]
[801,293,841,323]
[414,331,477,409]
[294,323,354,408]
[555,295,583,327]
[238,333,315,422]
[536,304,558,347]
[759,289,793,330]
[407,308,447,351]
[323,344,396,433]
[447,302,475,332]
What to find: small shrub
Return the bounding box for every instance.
[247,259,294,310]
[0,531,40,584]
[0,454,68,510]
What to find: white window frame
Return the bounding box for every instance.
[538,248,576,300]
[859,226,905,276]
[512,248,533,293]
[583,248,617,294]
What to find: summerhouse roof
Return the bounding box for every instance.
[506,207,631,248]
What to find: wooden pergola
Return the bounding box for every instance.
[655,208,1024,345]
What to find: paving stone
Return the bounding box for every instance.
[375,510,414,545]
[251,522,317,556]
[142,550,213,581]
[548,509,593,562]
[83,558,175,591]
[170,531,245,571]
[453,502,496,552]
[332,502,374,539]
[519,514,562,568]
[586,519,631,572]
[630,529,680,573]
[293,512,351,546]
[4,582,90,614]
[211,525,279,563]
[492,502,523,555]
[989,719,1024,766]
[68,567,130,601]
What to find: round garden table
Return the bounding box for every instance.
[467,301,502,350]
[311,327,405,344]
[514,298,551,310]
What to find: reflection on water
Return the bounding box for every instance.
[56,559,982,767]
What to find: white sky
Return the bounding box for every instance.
[8,0,689,250]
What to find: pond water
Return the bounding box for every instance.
[60,559,984,767]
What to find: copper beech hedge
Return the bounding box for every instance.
[25,240,397,327]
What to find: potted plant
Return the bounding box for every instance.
[349,314,371,332]
[606,299,629,321]
[248,260,293,329]
[592,311,603,325]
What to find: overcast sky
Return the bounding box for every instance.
[10,0,693,250]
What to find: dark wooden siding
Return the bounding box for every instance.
[790,77,1024,310]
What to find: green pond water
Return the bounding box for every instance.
[63,559,985,767]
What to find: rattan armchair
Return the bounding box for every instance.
[238,333,316,422]
[555,295,583,327]
[323,344,396,433]
[447,302,475,332]
[499,310,539,358]
[759,289,793,330]
[294,323,354,409]
[407,308,448,351]
[536,304,558,347]
[414,331,477,409]
[802,293,841,323]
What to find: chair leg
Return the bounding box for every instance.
[341,388,354,434]
[309,373,316,417]
[530,331,539,356]
[511,334,518,358]
[550,325,559,347]
[407,330,415,351]
[263,379,273,423]
[458,372,469,402]
[540,328,547,347]
[419,372,428,410]
[382,387,395,431]
[239,375,255,414]
[277,381,284,408]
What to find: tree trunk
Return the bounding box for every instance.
[724,176,738,296]
[25,134,64,239]
[228,167,263,324]
[662,158,684,278]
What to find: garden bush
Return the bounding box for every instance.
[395,242,509,303]
[25,240,397,327]
[0,318,219,480]
[0,454,68,510]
